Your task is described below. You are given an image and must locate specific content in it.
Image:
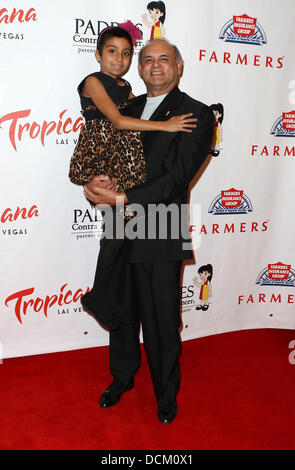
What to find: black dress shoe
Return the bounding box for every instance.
[158,405,178,424]
[99,382,134,409]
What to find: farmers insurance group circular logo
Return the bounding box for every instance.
[249,110,295,160]
[198,12,284,69]
[250,110,295,158]
[208,188,253,215]
[238,262,295,308]
[192,188,269,236]
[271,111,295,137]
[219,14,266,45]
[256,263,295,287]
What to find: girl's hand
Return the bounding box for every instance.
[164,113,197,133]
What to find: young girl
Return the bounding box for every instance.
[193,264,213,311]
[69,22,195,191]
[142,1,166,40]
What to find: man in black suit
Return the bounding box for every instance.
[83,38,213,424]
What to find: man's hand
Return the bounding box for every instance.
[86,175,117,193]
[84,176,128,207]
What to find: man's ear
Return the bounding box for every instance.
[138,62,143,79]
[177,60,184,78]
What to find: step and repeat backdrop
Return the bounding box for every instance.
[1,0,295,358]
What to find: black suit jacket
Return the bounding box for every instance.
[82,86,213,328]
[122,85,214,263]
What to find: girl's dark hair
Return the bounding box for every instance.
[147,1,166,24]
[210,103,224,123]
[198,264,213,281]
[97,26,133,54]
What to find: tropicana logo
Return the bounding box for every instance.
[0,109,84,151]
[5,283,90,324]
[0,7,37,24]
[1,205,39,223]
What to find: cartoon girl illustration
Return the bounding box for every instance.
[193,264,213,311]
[209,103,224,157]
[142,1,166,40]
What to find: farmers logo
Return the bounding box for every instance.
[198,13,284,68]
[251,111,295,157]
[238,262,295,307]
[256,262,295,287]
[208,188,253,215]
[219,14,267,45]
[193,189,268,236]
[270,111,295,137]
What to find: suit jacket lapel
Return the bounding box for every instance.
[128,86,184,154]
[140,86,183,149]
[128,86,183,121]
[148,86,183,121]
[128,94,147,118]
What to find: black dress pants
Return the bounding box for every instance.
[109,259,182,410]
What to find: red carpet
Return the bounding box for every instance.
[0,328,295,450]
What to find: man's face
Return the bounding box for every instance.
[138,40,183,97]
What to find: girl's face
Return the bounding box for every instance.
[96,36,132,79]
[199,271,210,281]
[213,110,222,120]
[149,8,163,21]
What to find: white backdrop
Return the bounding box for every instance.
[1,0,295,358]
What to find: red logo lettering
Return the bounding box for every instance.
[233,14,257,37]
[5,284,90,323]
[1,205,39,223]
[0,109,84,150]
[0,8,37,24]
